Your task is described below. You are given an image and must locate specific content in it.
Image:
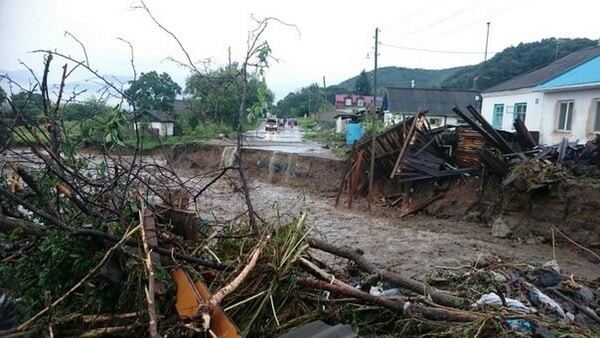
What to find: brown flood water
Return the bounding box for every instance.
[193,175,600,281]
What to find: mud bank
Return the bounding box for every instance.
[391,177,600,252]
[167,142,346,193]
[165,142,599,251]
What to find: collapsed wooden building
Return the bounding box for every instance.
[337,105,600,212]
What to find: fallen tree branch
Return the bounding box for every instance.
[138,205,160,338]
[0,187,224,269]
[208,233,271,308]
[551,226,600,263]
[14,224,141,333]
[0,215,47,236]
[298,257,353,288]
[308,238,465,308]
[297,278,478,322]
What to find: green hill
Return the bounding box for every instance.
[335,66,465,92]
[441,38,597,90]
[331,38,597,93]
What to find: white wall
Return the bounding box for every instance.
[538,88,600,144]
[384,112,463,127]
[481,89,544,134]
[134,122,174,136]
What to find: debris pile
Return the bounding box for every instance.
[338,104,600,211]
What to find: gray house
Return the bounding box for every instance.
[383,87,481,127]
[133,110,175,137]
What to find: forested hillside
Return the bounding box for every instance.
[336,66,464,91]
[441,38,597,90]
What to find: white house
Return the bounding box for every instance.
[133,110,175,137]
[481,46,600,145]
[383,87,481,127]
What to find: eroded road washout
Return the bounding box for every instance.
[190,172,600,280]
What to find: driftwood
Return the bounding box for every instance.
[297,278,478,322]
[308,238,465,308]
[138,206,160,338]
[298,257,353,288]
[208,233,271,308]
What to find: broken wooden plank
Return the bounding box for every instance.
[172,268,242,338]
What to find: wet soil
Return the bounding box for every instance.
[192,174,600,280]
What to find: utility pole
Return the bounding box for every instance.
[308,85,312,119]
[322,76,326,88]
[484,22,490,62]
[368,27,379,210]
[228,46,232,67]
[555,39,562,60]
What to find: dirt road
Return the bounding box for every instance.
[195,176,600,280]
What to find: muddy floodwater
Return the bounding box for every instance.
[193,174,600,280]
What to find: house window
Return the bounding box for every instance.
[345,98,352,106]
[492,104,504,129]
[594,101,600,132]
[357,98,365,107]
[428,117,442,127]
[514,103,527,123]
[557,101,574,131]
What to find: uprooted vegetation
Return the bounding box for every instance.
[1,5,599,338]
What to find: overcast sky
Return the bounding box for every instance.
[1,0,598,100]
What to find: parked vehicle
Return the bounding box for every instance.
[265,118,278,131]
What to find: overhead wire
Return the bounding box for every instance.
[379,42,497,55]
[391,0,489,40]
[412,0,534,47]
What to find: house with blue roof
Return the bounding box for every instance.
[481,45,600,144]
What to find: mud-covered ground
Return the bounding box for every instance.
[192,173,600,280]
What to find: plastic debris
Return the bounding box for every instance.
[472,292,535,313]
[537,271,562,287]
[524,283,566,319]
[505,318,535,336]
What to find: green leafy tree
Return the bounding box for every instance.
[125,71,181,111]
[184,64,272,128]
[275,83,331,117]
[7,91,44,122]
[62,99,112,121]
[354,70,372,95]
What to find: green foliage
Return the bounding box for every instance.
[0,86,6,105]
[61,99,112,121]
[184,64,273,126]
[337,66,463,92]
[247,76,270,124]
[7,91,44,123]
[125,71,182,111]
[442,38,597,90]
[354,70,372,95]
[275,84,332,118]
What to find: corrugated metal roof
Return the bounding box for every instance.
[138,110,175,123]
[385,87,480,117]
[485,46,600,93]
[535,55,600,90]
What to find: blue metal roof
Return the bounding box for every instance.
[536,55,600,90]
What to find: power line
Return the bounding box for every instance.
[380,42,496,55]
[392,0,488,40]
[412,0,532,47]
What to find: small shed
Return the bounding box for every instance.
[133,110,175,137]
[334,111,363,134]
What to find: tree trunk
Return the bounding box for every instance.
[308,238,465,308]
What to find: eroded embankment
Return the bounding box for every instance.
[166,142,346,192]
[164,142,599,263]
[396,177,600,253]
